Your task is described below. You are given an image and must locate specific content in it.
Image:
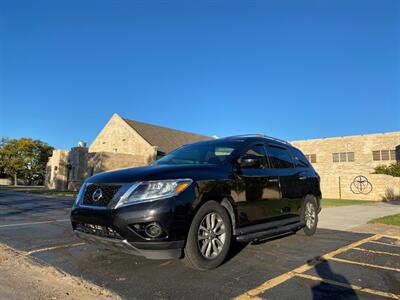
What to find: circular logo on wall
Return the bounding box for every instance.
[350,176,373,195]
[92,188,103,202]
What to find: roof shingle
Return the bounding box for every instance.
[123,118,211,154]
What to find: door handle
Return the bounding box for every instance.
[268,178,279,183]
[298,176,307,181]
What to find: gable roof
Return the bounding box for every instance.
[123,118,212,154]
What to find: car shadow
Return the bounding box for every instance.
[224,231,297,263]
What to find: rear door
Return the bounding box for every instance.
[290,147,312,201]
[236,143,281,226]
[265,144,302,217]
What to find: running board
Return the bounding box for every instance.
[234,216,301,236]
[235,222,305,242]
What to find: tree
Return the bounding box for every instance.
[0,138,54,185]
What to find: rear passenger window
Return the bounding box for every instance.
[291,148,310,168]
[267,145,294,168]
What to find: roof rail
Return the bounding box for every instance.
[225,134,291,145]
[262,135,291,145]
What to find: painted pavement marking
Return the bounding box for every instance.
[295,273,400,299]
[25,242,86,255]
[353,247,400,257]
[233,234,382,300]
[329,257,400,272]
[0,219,70,229]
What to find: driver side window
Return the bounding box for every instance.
[242,144,268,168]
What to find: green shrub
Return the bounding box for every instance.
[374,162,400,177]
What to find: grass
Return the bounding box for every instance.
[368,213,400,226]
[322,198,377,208]
[0,187,76,197]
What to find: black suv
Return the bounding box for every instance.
[71,135,321,270]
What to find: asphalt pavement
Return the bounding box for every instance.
[0,191,399,299]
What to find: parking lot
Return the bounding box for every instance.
[0,191,399,299]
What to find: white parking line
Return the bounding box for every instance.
[0,219,70,229]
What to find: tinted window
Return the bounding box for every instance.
[267,145,293,168]
[155,141,241,165]
[291,148,310,168]
[242,144,267,168]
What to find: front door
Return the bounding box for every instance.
[236,144,281,226]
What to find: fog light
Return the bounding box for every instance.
[145,222,163,238]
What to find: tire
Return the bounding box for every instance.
[301,195,318,236]
[183,200,232,270]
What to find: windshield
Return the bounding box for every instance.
[154,141,241,165]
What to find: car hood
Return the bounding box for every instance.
[86,164,233,184]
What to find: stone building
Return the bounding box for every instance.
[292,132,400,200]
[45,113,211,190]
[46,113,399,200]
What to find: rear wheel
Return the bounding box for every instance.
[183,201,232,270]
[301,196,318,236]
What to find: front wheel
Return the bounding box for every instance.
[183,201,232,270]
[301,196,318,236]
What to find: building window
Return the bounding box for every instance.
[339,152,347,162]
[391,150,397,160]
[333,153,339,162]
[54,166,58,171]
[347,152,354,162]
[305,154,317,163]
[381,150,389,160]
[373,150,397,161]
[333,152,354,162]
[372,151,380,161]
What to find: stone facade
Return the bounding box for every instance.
[45,113,210,190]
[89,114,157,163]
[45,149,70,190]
[46,113,399,199]
[291,132,400,200]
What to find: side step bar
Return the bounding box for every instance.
[234,216,301,236]
[236,222,305,242]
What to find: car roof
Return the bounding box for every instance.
[185,134,292,149]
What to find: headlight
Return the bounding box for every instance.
[116,179,193,208]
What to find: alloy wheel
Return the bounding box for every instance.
[197,212,226,259]
[305,202,316,229]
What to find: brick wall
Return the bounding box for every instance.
[292,132,400,200]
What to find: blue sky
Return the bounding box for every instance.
[0,0,399,149]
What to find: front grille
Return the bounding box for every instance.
[76,223,122,239]
[82,184,121,207]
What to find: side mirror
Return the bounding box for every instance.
[238,155,262,168]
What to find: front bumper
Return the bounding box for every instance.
[71,187,195,260]
[74,230,183,259]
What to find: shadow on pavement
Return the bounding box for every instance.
[309,258,358,300]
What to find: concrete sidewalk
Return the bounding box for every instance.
[319,201,400,231]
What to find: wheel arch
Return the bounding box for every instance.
[190,195,237,238]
